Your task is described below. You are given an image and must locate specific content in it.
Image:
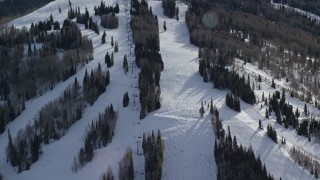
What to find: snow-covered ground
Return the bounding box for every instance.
[1,0,320,179]
[271,0,320,23]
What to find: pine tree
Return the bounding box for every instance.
[259,119,263,129]
[84,136,93,162]
[163,21,167,31]
[258,74,262,82]
[111,36,114,47]
[111,52,114,66]
[102,31,106,44]
[199,101,205,117]
[234,97,241,112]
[210,98,214,115]
[304,104,308,116]
[123,92,130,107]
[28,42,32,57]
[267,124,277,143]
[114,42,118,52]
[123,55,129,73]
[271,78,276,88]
[105,71,110,86]
[128,154,134,180]
[105,52,113,67]
[7,129,17,167]
[265,108,269,119]
[175,6,179,21]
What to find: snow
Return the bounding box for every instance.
[0,0,320,179]
[271,1,320,23]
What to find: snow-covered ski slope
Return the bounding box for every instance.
[0,0,320,179]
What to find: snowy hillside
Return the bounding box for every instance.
[1,0,320,179]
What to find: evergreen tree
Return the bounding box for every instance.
[119,147,134,180]
[163,21,167,31]
[199,101,205,117]
[111,52,114,66]
[105,70,110,86]
[123,92,130,107]
[114,41,118,52]
[304,104,308,116]
[271,78,276,88]
[210,98,214,115]
[258,74,262,82]
[267,124,277,143]
[175,6,179,21]
[105,52,113,67]
[7,129,17,167]
[28,42,32,57]
[259,119,263,129]
[102,31,106,44]
[111,36,114,47]
[123,55,129,73]
[84,135,93,162]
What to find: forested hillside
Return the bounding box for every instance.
[0,18,93,134]
[2,0,320,179]
[0,0,53,20]
[187,0,320,108]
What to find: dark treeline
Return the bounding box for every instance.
[105,52,114,67]
[75,8,89,25]
[130,7,160,50]
[267,90,299,129]
[123,92,130,107]
[289,146,320,179]
[101,166,115,180]
[0,0,53,19]
[68,7,81,20]
[142,130,164,180]
[6,78,85,172]
[119,147,134,180]
[6,63,108,172]
[186,0,320,104]
[94,1,120,16]
[199,52,256,105]
[225,93,241,112]
[83,63,110,105]
[212,110,274,179]
[70,6,100,34]
[264,90,320,144]
[187,0,320,57]
[0,18,93,134]
[93,1,120,29]
[214,131,274,180]
[101,14,119,29]
[162,0,176,18]
[274,0,320,18]
[136,45,163,119]
[130,0,164,119]
[298,117,320,144]
[72,105,117,172]
[266,124,277,143]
